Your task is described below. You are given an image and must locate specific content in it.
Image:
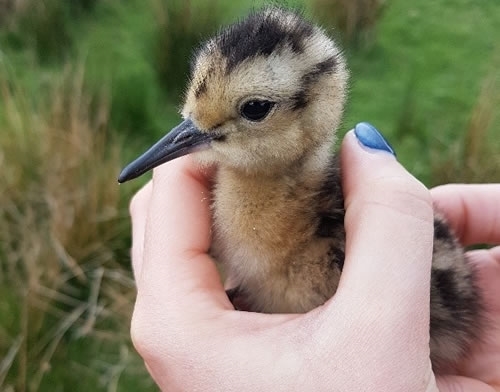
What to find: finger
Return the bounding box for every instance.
[136,156,231,314]
[129,181,153,280]
[431,184,500,246]
[459,247,500,386]
[467,246,500,313]
[338,127,434,313]
[437,376,496,392]
[317,125,434,378]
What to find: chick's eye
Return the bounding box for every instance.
[240,100,274,122]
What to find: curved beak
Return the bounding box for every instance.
[118,118,212,183]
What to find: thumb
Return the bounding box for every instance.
[437,376,495,391]
[338,122,434,325]
[317,123,438,392]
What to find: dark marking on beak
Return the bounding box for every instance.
[118,118,212,183]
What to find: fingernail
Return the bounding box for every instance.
[354,122,396,156]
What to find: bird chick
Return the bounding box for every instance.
[119,7,482,371]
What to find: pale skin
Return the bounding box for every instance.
[129,131,500,391]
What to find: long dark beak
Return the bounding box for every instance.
[118,118,212,183]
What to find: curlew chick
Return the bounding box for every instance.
[119,8,482,371]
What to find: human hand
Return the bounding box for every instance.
[128,128,495,391]
[431,184,500,391]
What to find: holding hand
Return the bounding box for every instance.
[129,130,500,391]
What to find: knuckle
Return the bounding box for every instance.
[370,175,433,220]
[130,308,155,359]
[130,303,197,363]
[349,174,434,227]
[129,184,151,217]
[130,304,172,362]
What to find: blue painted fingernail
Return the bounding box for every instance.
[354,122,395,156]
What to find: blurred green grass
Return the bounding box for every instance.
[0,0,499,390]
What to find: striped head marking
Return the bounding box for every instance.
[118,8,349,182]
[184,8,349,173]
